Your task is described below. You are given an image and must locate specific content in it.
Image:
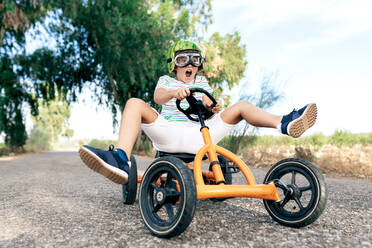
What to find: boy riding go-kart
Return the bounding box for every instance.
[79,41,327,238]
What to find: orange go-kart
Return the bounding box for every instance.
[122,88,327,238]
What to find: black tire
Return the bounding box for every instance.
[209,155,233,202]
[263,158,327,228]
[139,156,197,238]
[122,155,138,205]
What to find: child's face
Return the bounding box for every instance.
[175,65,198,83]
[174,49,200,83]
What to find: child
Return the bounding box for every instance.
[79,40,317,185]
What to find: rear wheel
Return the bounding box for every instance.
[263,158,327,227]
[122,155,138,205]
[139,156,196,238]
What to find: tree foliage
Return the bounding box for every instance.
[0,54,32,150]
[0,0,53,151]
[0,0,51,48]
[1,0,247,151]
[203,32,247,103]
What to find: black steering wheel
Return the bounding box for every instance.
[176,88,217,122]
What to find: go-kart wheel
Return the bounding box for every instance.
[263,158,327,227]
[209,155,233,202]
[122,155,138,205]
[139,156,197,238]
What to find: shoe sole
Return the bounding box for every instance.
[79,146,128,184]
[287,103,317,138]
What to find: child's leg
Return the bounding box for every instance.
[117,98,158,157]
[79,98,157,184]
[220,101,282,127]
[220,101,317,138]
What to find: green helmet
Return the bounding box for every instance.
[167,40,205,73]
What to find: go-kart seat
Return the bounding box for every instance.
[155,151,208,163]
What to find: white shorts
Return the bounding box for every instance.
[141,112,234,154]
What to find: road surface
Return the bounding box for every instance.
[0,151,371,247]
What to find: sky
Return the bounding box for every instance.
[35,0,372,140]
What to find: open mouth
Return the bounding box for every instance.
[185,69,192,77]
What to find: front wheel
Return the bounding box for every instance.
[139,156,197,238]
[263,158,327,228]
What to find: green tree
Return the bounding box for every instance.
[25,95,73,152]
[1,0,53,151]
[15,0,216,123]
[0,54,34,151]
[203,32,248,105]
[0,0,52,47]
[31,98,74,144]
[1,0,247,151]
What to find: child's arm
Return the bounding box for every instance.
[154,87,191,105]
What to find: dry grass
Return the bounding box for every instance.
[241,144,372,179]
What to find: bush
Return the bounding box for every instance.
[359,133,372,145]
[132,133,154,156]
[25,128,52,152]
[302,133,327,147]
[0,143,10,156]
[329,130,359,147]
[235,132,371,149]
[87,139,117,150]
[295,146,314,162]
[218,135,243,154]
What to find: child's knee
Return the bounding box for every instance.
[125,98,145,108]
[240,100,253,107]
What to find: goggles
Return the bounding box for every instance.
[174,52,203,68]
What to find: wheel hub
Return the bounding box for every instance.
[155,189,166,204]
[288,184,302,199]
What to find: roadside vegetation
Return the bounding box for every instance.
[35,130,368,179]
[2,131,370,178]
[229,131,372,178]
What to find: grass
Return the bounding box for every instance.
[239,131,372,148]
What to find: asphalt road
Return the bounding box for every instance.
[0,151,371,248]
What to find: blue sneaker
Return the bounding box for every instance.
[280,103,317,138]
[79,145,130,184]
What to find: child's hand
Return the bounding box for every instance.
[174,86,190,100]
[203,95,221,114]
[206,101,221,114]
[211,102,221,114]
